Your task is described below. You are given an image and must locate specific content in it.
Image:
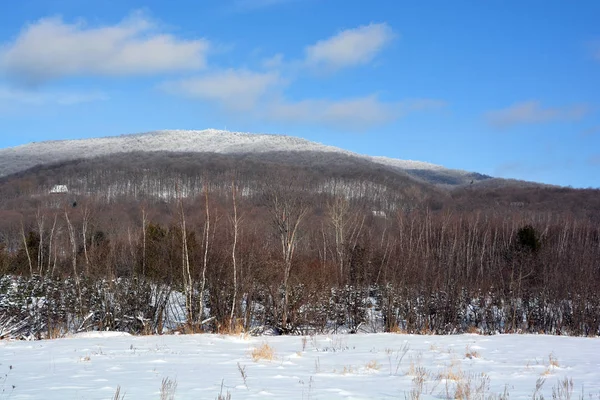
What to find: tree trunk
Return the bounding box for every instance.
[229,179,240,330]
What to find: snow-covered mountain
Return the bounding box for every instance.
[0,129,489,186]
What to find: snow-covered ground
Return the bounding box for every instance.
[1,333,599,399]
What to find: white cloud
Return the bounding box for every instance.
[161,69,282,111]
[266,95,444,129]
[262,53,285,69]
[486,101,590,128]
[0,86,108,106]
[0,13,209,85]
[305,23,395,72]
[159,21,438,130]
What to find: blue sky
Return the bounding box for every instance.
[0,0,599,187]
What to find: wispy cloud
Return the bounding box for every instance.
[305,23,396,72]
[486,101,590,128]
[0,12,209,86]
[0,86,108,106]
[262,53,285,70]
[266,96,443,129]
[160,21,439,130]
[161,69,282,111]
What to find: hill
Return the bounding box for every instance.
[0,129,490,187]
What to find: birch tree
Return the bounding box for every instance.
[229,177,243,330]
[264,179,308,330]
[198,180,210,326]
[177,189,193,325]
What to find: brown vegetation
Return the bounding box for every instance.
[0,152,599,337]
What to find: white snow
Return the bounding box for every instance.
[1,333,599,399]
[0,130,459,178]
[49,184,68,194]
[371,156,448,172]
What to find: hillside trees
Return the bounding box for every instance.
[263,173,309,330]
[0,153,599,337]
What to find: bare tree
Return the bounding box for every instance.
[64,207,82,306]
[328,195,349,283]
[199,180,210,325]
[20,218,34,277]
[264,179,308,329]
[177,186,194,325]
[141,206,147,277]
[81,205,92,275]
[229,177,243,330]
[35,208,45,275]
[47,213,58,276]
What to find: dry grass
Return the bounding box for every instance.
[237,362,247,387]
[341,365,355,375]
[465,345,480,359]
[219,319,246,336]
[389,324,407,334]
[216,380,231,400]
[365,360,381,371]
[386,343,410,376]
[0,364,15,398]
[407,353,423,376]
[541,367,554,376]
[112,385,124,400]
[532,377,546,400]
[159,377,177,400]
[173,323,202,335]
[452,372,490,400]
[140,323,154,336]
[466,326,480,334]
[251,343,275,362]
[552,377,574,400]
[438,359,464,382]
[541,353,560,376]
[46,324,67,339]
[407,366,430,400]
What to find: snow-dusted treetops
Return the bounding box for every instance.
[0,129,486,186]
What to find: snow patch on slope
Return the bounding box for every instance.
[371,156,448,172]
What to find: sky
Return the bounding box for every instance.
[0,0,599,188]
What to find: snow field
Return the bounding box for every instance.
[1,333,599,399]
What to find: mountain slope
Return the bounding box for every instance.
[0,130,490,186]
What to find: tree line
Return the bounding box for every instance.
[0,154,599,338]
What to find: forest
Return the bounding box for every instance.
[0,152,599,339]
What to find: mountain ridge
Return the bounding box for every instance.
[0,129,488,186]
